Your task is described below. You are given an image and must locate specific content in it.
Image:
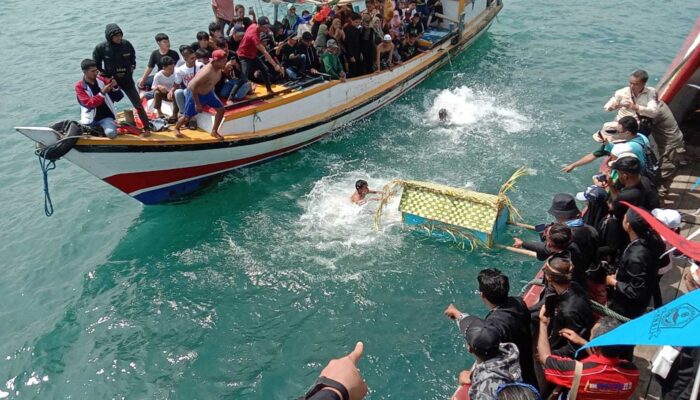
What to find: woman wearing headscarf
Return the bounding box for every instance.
[314,24,329,55]
[371,16,385,44]
[606,208,668,319]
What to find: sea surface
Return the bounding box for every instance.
[0,0,697,398]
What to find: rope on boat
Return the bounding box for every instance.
[35,149,56,217]
[518,278,630,323]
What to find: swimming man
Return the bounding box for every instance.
[174,49,228,140]
[351,180,381,204]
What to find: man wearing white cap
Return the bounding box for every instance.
[375,34,395,71]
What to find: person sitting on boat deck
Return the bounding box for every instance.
[218,52,251,101]
[447,313,522,400]
[444,268,537,386]
[92,24,151,136]
[321,39,346,81]
[514,194,599,286]
[212,0,235,39]
[438,108,449,122]
[173,49,228,140]
[208,22,224,49]
[192,31,214,58]
[609,156,660,214]
[228,24,246,54]
[399,33,424,61]
[537,255,594,360]
[136,33,180,92]
[75,59,123,139]
[537,314,639,400]
[344,14,364,77]
[196,48,211,65]
[376,34,395,71]
[173,47,204,121]
[406,13,425,38]
[604,70,658,135]
[606,208,667,320]
[228,16,284,102]
[351,180,381,204]
[277,34,304,80]
[149,56,177,120]
[214,36,230,55]
[562,116,649,174]
[296,31,322,77]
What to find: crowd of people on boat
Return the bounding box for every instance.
[74,0,466,139]
[304,69,697,400]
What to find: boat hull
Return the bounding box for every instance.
[20,5,501,205]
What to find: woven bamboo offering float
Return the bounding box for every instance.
[374,167,533,253]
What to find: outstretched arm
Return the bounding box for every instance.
[562,153,597,173]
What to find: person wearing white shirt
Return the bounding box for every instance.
[173,47,204,121]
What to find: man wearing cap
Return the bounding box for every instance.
[610,156,660,214]
[375,34,395,71]
[321,39,346,81]
[228,24,246,53]
[296,31,322,77]
[514,194,599,286]
[444,268,537,386]
[228,16,284,101]
[562,116,649,174]
[445,312,522,400]
[173,49,228,140]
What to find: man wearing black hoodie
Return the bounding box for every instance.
[93,24,151,136]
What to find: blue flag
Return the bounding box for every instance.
[579,289,700,353]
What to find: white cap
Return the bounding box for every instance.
[610,142,634,158]
[690,262,700,287]
[383,34,392,41]
[652,208,682,229]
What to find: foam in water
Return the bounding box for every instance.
[296,171,403,258]
[426,86,532,134]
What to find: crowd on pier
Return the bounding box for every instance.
[75,0,464,138]
[301,70,699,400]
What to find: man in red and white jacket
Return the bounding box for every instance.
[75,58,123,138]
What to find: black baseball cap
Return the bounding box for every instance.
[257,16,271,27]
[611,156,641,174]
[459,316,500,360]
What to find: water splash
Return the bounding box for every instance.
[426,86,532,134]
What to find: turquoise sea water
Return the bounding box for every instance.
[1,0,698,398]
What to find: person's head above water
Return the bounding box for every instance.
[355,179,369,193]
[438,108,448,122]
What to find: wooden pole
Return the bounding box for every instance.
[508,221,537,231]
[494,244,537,258]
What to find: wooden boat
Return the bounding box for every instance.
[16,0,503,205]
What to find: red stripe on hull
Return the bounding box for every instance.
[104,135,324,194]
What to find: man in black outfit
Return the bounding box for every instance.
[93,24,151,136]
[611,156,661,213]
[514,193,599,287]
[343,14,363,78]
[358,15,378,75]
[479,269,537,386]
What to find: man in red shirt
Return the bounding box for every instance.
[227,16,283,102]
[537,307,640,400]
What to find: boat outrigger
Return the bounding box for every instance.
[16,0,502,205]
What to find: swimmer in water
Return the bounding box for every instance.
[438,108,448,122]
[351,179,381,204]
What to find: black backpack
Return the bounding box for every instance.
[641,143,661,187]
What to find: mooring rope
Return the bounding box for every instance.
[36,149,56,217]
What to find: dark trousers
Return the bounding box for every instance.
[360,49,374,75]
[230,56,272,100]
[117,78,150,129]
[348,59,362,78]
[153,89,178,117]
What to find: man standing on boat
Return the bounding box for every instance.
[227,16,284,102]
[174,49,228,140]
[92,24,152,136]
